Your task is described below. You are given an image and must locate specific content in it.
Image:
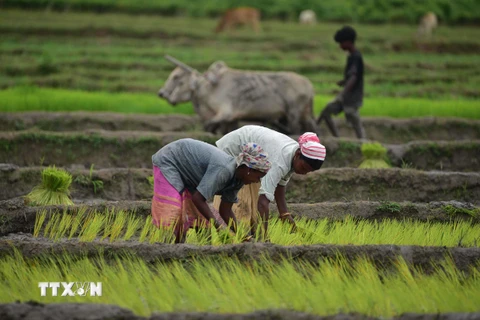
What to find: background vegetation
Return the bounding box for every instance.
[2,0,479,24]
[0,8,478,117]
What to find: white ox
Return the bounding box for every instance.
[299,10,317,25]
[158,55,317,135]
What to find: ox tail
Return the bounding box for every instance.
[304,95,320,135]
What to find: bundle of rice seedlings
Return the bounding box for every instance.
[358,142,391,169]
[26,166,74,206]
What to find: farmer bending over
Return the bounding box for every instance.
[214,125,325,240]
[151,138,271,243]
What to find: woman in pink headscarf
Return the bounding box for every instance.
[214,125,326,240]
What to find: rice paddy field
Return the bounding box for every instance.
[0,2,479,320]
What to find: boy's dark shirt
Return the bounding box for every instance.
[343,50,364,107]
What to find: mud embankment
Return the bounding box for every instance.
[2,113,480,144]
[1,234,480,274]
[285,168,480,204]
[1,301,479,320]
[2,166,479,203]
[1,130,479,171]
[1,197,478,236]
[0,112,201,132]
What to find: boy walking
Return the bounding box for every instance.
[317,26,366,139]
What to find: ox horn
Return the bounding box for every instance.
[164,55,196,73]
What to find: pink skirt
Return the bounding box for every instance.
[151,166,225,231]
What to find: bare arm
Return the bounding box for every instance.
[257,194,270,240]
[274,185,296,230]
[341,74,357,95]
[192,191,223,229]
[218,200,237,233]
[274,185,288,214]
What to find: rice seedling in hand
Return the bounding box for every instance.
[358,142,391,169]
[26,166,74,206]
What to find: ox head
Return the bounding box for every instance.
[158,55,200,106]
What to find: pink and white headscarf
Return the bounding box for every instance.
[298,132,326,161]
[236,142,271,173]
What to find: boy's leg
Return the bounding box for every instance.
[317,100,342,137]
[344,106,366,139]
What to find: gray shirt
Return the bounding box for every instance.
[216,125,298,202]
[152,138,243,203]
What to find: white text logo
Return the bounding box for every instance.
[38,282,102,297]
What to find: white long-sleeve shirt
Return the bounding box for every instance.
[216,125,299,202]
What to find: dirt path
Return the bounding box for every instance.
[1,301,479,320]
[2,166,479,203]
[1,197,478,236]
[2,113,480,144]
[1,234,479,274]
[1,130,479,171]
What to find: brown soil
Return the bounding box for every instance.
[1,130,479,171]
[286,168,480,204]
[1,198,478,237]
[0,112,201,132]
[2,166,479,204]
[3,113,480,144]
[1,302,479,320]
[1,234,479,274]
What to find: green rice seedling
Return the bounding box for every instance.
[109,210,129,242]
[358,142,390,169]
[138,218,152,243]
[52,211,73,241]
[101,209,115,241]
[147,176,154,188]
[68,207,88,239]
[2,252,478,317]
[33,210,48,237]
[42,212,60,239]
[31,208,480,247]
[26,166,74,206]
[123,215,143,241]
[78,212,105,242]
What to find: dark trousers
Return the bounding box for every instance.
[317,100,366,139]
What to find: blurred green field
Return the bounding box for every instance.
[0,9,479,104]
[2,0,479,24]
[2,87,479,119]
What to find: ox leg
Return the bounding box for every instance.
[302,118,320,136]
[204,111,234,134]
[286,110,302,134]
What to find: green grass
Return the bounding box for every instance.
[1,86,479,119]
[2,0,479,24]
[0,10,479,99]
[0,252,478,317]
[33,209,480,247]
